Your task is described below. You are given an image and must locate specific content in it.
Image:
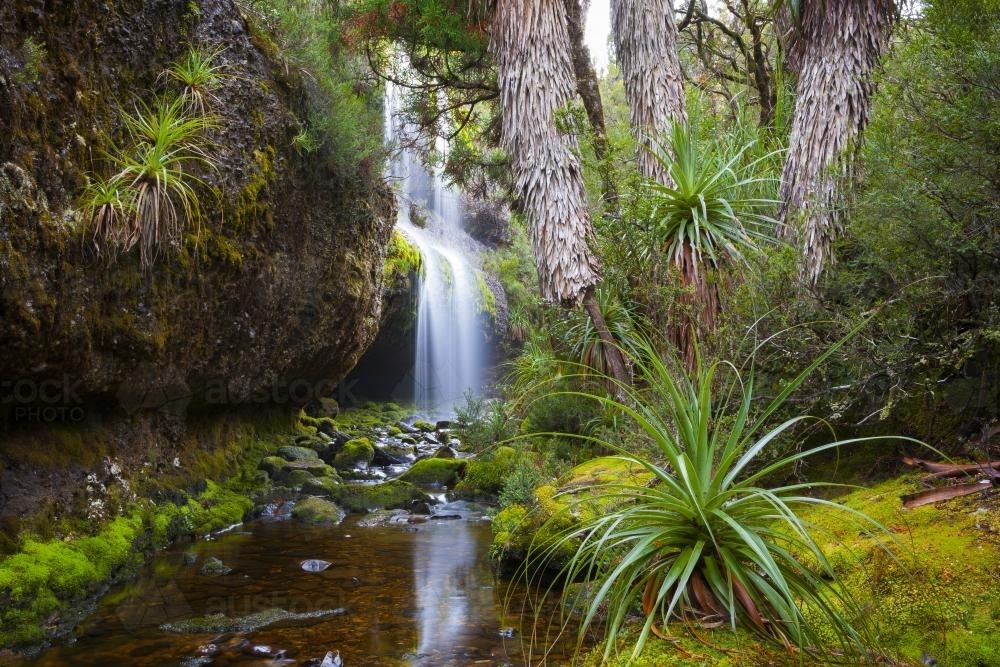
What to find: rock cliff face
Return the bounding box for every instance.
[0,0,393,420]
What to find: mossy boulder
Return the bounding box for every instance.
[291,497,346,525]
[399,458,467,486]
[456,446,518,497]
[488,457,652,569]
[199,556,233,576]
[278,459,336,477]
[327,480,430,513]
[412,420,435,432]
[274,468,315,489]
[277,445,320,462]
[258,456,289,477]
[301,476,340,496]
[160,607,347,634]
[332,437,375,470]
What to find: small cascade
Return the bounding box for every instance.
[384,79,485,416]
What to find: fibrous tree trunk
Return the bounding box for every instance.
[490,0,629,384]
[778,0,895,283]
[611,0,687,183]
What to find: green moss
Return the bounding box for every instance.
[489,457,657,570]
[398,458,467,486]
[412,420,435,432]
[231,146,276,232]
[456,446,518,497]
[475,271,497,319]
[327,480,430,513]
[276,445,320,461]
[291,497,345,525]
[382,229,422,282]
[332,437,375,470]
[301,476,341,496]
[183,481,252,536]
[258,455,289,476]
[489,504,530,562]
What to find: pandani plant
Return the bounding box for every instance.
[518,323,919,663]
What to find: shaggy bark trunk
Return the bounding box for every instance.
[491,0,602,307]
[778,0,895,283]
[611,0,687,183]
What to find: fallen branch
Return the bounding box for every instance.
[902,456,1000,481]
[901,480,994,509]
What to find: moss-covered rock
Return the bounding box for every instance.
[258,456,289,477]
[456,446,518,497]
[291,497,346,525]
[199,556,232,576]
[327,480,430,513]
[273,468,314,489]
[412,421,435,432]
[301,476,340,496]
[399,458,467,486]
[332,437,375,470]
[276,459,334,477]
[276,445,320,462]
[160,606,347,634]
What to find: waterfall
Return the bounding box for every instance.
[384,80,485,417]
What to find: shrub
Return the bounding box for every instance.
[522,333,917,662]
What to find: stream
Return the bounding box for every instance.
[26,502,575,667]
[24,417,581,667]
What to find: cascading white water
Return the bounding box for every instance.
[384,79,485,416]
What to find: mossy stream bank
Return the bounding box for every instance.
[0,403,524,660]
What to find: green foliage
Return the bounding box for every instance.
[558,286,646,380]
[455,394,514,452]
[82,96,218,268]
[160,46,226,115]
[14,36,46,85]
[399,457,467,485]
[520,331,915,661]
[644,120,778,277]
[240,0,383,174]
[720,0,1000,441]
[498,452,545,508]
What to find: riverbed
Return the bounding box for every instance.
[26,501,575,666]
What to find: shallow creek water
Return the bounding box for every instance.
[27,501,577,666]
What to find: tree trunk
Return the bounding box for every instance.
[562,0,619,210]
[582,286,631,387]
[778,0,895,283]
[491,0,630,386]
[490,0,601,307]
[611,0,687,183]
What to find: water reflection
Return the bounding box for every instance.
[25,506,573,666]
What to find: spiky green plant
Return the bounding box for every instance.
[560,286,645,382]
[80,174,136,261]
[160,46,225,115]
[110,97,218,267]
[522,331,915,662]
[644,121,780,367]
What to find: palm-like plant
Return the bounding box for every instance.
[80,174,136,261]
[561,286,644,382]
[112,97,217,267]
[645,121,779,367]
[160,46,226,115]
[524,333,910,661]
